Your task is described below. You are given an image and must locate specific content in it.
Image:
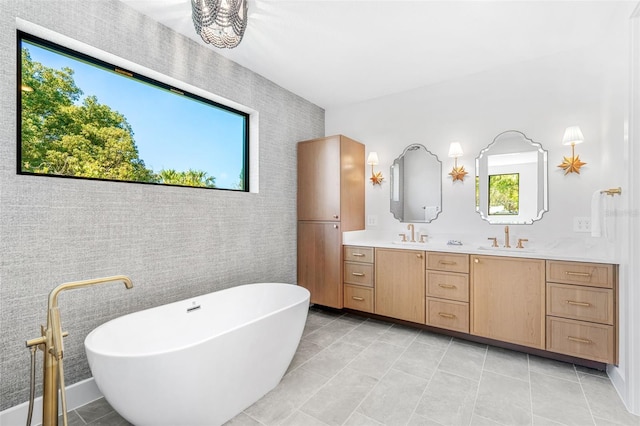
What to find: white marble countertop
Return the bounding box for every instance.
[343,231,619,264]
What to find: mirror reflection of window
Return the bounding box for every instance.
[488,174,519,215]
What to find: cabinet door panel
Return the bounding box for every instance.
[375,248,425,323]
[298,222,342,308]
[471,256,545,349]
[297,137,341,221]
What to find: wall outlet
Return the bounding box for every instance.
[573,216,592,232]
[367,215,378,226]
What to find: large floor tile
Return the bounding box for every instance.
[357,368,429,425]
[243,367,329,425]
[530,370,593,426]
[288,338,324,372]
[529,355,578,382]
[300,340,364,378]
[483,346,529,381]
[470,414,506,425]
[348,340,406,380]
[437,340,486,381]
[224,412,262,426]
[414,329,452,348]
[377,323,420,347]
[392,341,445,380]
[280,410,329,426]
[580,373,640,426]
[344,411,384,426]
[473,370,532,425]
[75,398,116,424]
[414,370,479,426]
[300,368,378,426]
[339,319,392,348]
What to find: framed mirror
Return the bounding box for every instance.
[390,144,442,223]
[475,130,548,224]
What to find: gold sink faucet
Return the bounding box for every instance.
[504,225,510,248]
[407,224,415,242]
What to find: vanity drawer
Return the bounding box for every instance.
[546,261,614,289]
[547,283,614,325]
[426,298,469,333]
[426,271,469,302]
[344,246,374,263]
[546,317,615,363]
[344,284,374,313]
[426,252,469,274]
[344,262,373,287]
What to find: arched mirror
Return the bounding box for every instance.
[475,130,548,224]
[390,144,442,223]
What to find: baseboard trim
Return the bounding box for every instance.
[0,378,102,426]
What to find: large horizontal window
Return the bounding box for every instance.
[18,31,249,191]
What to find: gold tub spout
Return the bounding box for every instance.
[26,275,133,426]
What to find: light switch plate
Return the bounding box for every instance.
[367,215,378,226]
[573,217,591,232]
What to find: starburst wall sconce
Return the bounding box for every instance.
[367,152,384,185]
[448,142,468,181]
[558,126,587,174]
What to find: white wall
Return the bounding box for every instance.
[326,16,637,413]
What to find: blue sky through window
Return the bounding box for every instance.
[24,40,246,190]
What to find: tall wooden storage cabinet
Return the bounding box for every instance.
[297,135,365,308]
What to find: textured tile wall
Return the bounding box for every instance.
[0,0,324,410]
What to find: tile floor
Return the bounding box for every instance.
[60,307,639,426]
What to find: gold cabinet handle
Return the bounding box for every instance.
[438,284,456,289]
[438,312,456,319]
[352,296,365,301]
[474,258,479,264]
[417,254,423,259]
[565,271,592,277]
[566,300,591,307]
[439,260,456,265]
[352,253,365,257]
[351,272,365,277]
[333,225,339,229]
[567,336,593,344]
[333,215,339,219]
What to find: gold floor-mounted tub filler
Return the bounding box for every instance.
[25,276,133,426]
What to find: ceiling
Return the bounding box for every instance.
[119,1,638,109]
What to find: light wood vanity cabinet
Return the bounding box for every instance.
[340,244,619,366]
[375,248,425,323]
[471,255,546,349]
[343,246,375,313]
[297,135,364,308]
[545,260,617,363]
[426,252,470,333]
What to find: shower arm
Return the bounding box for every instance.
[25,275,133,426]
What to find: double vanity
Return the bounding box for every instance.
[297,133,618,369]
[342,240,617,367]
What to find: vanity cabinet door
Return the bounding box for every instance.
[375,248,425,323]
[471,255,546,349]
[297,137,341,221]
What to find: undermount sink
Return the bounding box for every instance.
[391,241,428,249]
[477,246,535,253]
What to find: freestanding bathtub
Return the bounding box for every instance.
[85,283,310,426]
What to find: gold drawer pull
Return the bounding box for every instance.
[566,300,591,307]
[351,272,365,277]
[352,296,365,301]
[565,271,592,278]
[438,284,457,289]
[352,253,365,257]
[438,312,456,319]
[567,336,593,344]
[439,260,457,265]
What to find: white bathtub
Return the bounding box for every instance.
[85,283,310,426]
